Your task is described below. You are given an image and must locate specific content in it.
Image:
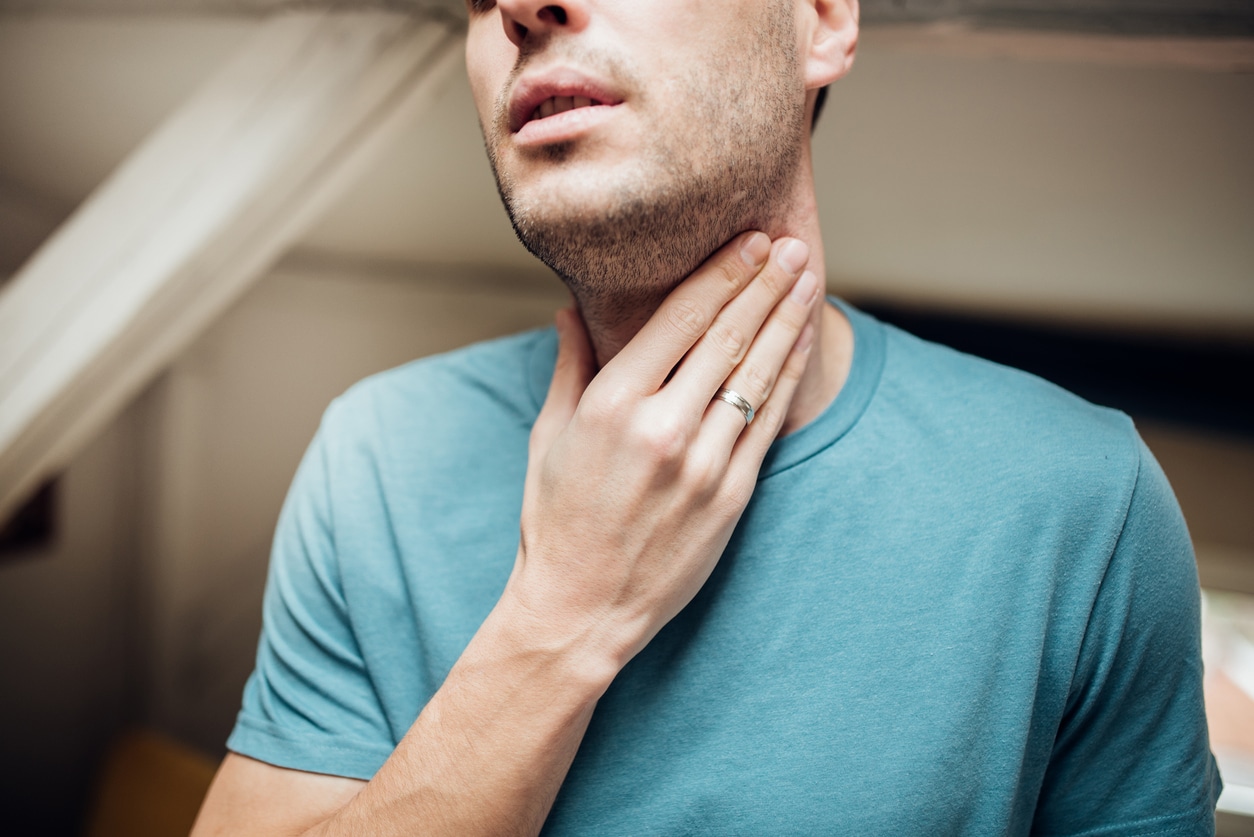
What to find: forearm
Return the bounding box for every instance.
[305,586,622,837]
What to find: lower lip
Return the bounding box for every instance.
[513,104,620,147]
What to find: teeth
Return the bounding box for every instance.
[531,96,602,122]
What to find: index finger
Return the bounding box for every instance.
[602,230,772,394]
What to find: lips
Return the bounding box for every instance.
[508,69,625,134]
[530,95,604,122]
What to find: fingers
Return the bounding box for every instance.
[530,308,595,460]
[701,269,821,443]
[604,231,773,395]
[667,238,811,415]
[726,320,816,480]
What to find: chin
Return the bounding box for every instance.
[493,114,802,301]
[508,154,645,215]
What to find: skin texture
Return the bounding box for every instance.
[191,1,860,834]
[481,0,806,339]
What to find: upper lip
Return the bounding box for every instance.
[508,67,624,133]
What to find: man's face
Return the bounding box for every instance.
[465,0,808,316]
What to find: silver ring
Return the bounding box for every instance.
[713,387,755,426]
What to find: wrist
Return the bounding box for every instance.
[489,574,636,699]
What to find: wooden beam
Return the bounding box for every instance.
[0,10,463,522]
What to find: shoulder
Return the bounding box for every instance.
[873,320,1142,505]
[318,327,554,455]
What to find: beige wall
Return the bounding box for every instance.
[0,257,566,830]
[301,31,1254,333]
[134,258,569,753]
[2,17,1252,330]
[815,33,1254,332]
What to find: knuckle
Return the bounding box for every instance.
[754,401,786,432]
[780,349,809,382]
[706,319,747,363]
[774,295,810,327]
[663,297,707,343]
[758,261,795,298]
[583,384,632,427]
[783,298,815,330]
[738,362,772,402]
[633,415,687,464]
[709,258,746,290]
[601,383,634,414]
[682,451,721,493]
[657,420,690,462]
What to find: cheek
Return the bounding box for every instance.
[464,33,510,128]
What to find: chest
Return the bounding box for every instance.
[551,532,1057,832]
[346,458,1086,835]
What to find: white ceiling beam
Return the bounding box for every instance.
[0,9,463,522]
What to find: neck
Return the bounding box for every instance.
[573,154,854,436]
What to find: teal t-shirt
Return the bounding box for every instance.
[228,301,1220,835]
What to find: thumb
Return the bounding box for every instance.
[532,307,595,454]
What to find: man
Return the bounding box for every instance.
[193,0,1221,834]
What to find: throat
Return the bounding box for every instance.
[573,286,670,369]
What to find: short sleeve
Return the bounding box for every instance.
[226,405,395,779]
[1032,435,1223,836]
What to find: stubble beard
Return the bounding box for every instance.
[484,8,807,332]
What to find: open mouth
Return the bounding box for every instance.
[529,96,606,123]
[509,70,625,135]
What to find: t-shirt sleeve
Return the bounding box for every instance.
[1032,434,1222,836]
[226,407,395,779]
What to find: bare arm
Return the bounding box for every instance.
[196,591,612,837]
[192,232,820,836]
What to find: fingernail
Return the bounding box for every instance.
[790,270,819,304]
[739,232,770,267]
[776,239,810,275]
[795,323,815,352]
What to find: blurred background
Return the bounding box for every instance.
[0,1,1251,834]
